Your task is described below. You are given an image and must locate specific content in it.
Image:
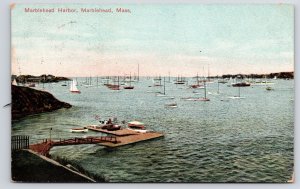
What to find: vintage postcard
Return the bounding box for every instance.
[11,4,294,183]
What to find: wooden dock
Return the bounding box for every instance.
[30,129,164,155]
[30,136,118,156]
[85,127,164,147]
[99,132,164,148]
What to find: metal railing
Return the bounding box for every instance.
[11,135,29,150]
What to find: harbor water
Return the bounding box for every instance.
[12,78,294,182]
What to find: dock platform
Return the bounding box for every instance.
[30,128,164,155]
[99,132,164,148]
[86,126,164,147]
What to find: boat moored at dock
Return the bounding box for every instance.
[70,127,88,133]
[128,121,145,130]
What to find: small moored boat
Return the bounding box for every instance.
[124,86,134,89]
[70,127,88,133]
[165,103,177,108]
[232,82,251,87]
[128,121,145,129]
[101,124,121,131]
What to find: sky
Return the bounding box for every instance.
[11,4,294,77]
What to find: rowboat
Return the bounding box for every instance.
[100,124,121,131]
[70,127,88,133]
[128,121,145,129]
[124,86,134,89]
[123,73,134,89]
[165,103,177,108]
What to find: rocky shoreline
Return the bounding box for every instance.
[10,86,103,182]
[221,71,294,79]
[12,85,71,120]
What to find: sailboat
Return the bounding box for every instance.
[174,75,186,85]
[156,77,166,97]
[182,80,210,101]
[199,80,210,101]
[156,77,174,99]
[124,74,134,89]
[228,85,245,99]
[106,76,120,90]
[251,76,274,86]
[218,78,228,84]
[70,79,81,93]
[206,64,214,84]
[83,76,93,87]
[61,81,67,86]
[12,78,18,86]
[266,86,273,91]
[190,74,204,89]
[165,102,177,108]
[153,76,162,86]
[231,75,250,87]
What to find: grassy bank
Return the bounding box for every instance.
[52,155,108,182]
[11,150,95,183]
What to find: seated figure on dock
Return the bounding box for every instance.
[107,118,112,125]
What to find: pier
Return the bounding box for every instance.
[30,136,118,156]
[98,131,164,148]
[30,130,164,156]
[86,127,164,147]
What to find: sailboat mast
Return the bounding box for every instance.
[204,80,207,99]
[207,63,210,80]
[217,76,220,94]
[202,66,205,81]
[137,64,139,82]
[159,75,161,86]
[163,77,166,95]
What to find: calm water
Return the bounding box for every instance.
[12,78,294,182]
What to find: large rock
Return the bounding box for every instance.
[12,85,71,120]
